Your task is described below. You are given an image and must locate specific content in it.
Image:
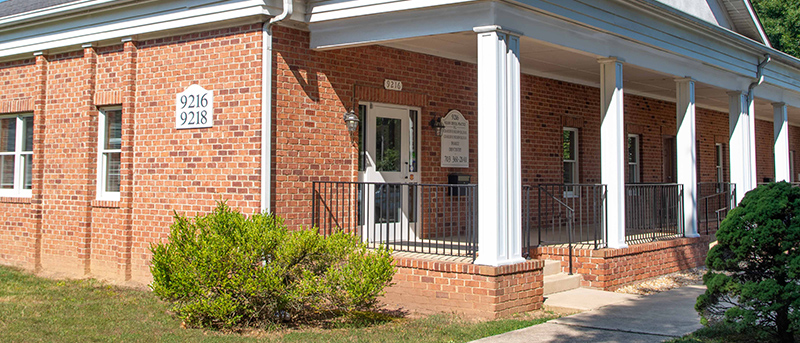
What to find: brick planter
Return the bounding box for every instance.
[532,236,709,291]
[381,254,544,319]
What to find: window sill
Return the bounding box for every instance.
[92,200,120,208]
[0,196,32,204]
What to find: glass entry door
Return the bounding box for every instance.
[360,103,420,243]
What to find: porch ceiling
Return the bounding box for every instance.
[382,32,800,125]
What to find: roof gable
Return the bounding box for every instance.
[655,0,770,46]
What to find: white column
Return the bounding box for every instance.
[676,78,699,238]
[473,25,524,266]
[773,102,791,182]
[599,58,627,249]
[729,91,755,202]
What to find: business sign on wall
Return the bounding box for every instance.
[176,84,213,129]
[440,110,469,168]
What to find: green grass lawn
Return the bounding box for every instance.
[0,266,554,342]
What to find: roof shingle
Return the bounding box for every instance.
[0,0,84,18]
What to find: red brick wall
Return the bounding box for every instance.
[0,23,733,286]
[0,25,264,284]
[383,255,543,318]
[756,119,774,183]
[791,125,800,182]
[533,236,709,290]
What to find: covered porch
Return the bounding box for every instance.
[298,1,800,302]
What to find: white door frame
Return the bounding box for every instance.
[359,102,421,243]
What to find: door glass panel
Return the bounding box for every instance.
[375,183,400,223]
[409,110,417,173]
[358,105,367,171]
[375,117,401,172]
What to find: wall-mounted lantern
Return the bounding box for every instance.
[343,110,360,133]
[429,114,445,137]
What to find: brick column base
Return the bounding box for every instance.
[381,254,544,319]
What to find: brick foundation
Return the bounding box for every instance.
[532,236,709,291]
[382,254,544,318]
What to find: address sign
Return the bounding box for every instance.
[176,84,213,129]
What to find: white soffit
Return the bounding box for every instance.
[382,31,800,124]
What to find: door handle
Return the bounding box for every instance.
[404,162,409,179]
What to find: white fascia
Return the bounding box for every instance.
[306,0,478,23]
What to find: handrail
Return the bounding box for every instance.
[536,184,576,275]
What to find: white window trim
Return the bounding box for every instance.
[0,114,33,198]
[628,134,640,184]
[96,107,121,201]
[715,143,724,184]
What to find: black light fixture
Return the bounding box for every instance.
[343,109,359,133]
[429,114,445,137]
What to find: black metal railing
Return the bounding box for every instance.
[698,182,735,235]
[525,184,607,251]
[311,181,477,258]
[624,183,684,245]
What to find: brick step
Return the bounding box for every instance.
[543,273,582,295]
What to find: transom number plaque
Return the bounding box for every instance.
[384,79,403,91]
[176,84,213,129]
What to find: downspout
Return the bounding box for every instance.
[746,54,771,102]
[261,0,293,213]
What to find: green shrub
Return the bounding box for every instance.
[696,182,800,343]
[149,202,396,329]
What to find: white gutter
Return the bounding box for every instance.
[261,0,293,213]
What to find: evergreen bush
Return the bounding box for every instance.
[696,182,800,342]
[149,202,396,329]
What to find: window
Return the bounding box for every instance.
[97,108,121,201]
[563,128,578,184]
[0,114,33,197]
[715,143,724,183]
[627,134,640,183]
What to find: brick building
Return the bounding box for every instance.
[1,0,800,317]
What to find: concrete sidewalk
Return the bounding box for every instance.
[471,285,706,343]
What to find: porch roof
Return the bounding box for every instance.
[307,0,800,124]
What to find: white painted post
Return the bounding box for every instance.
[676,78,699,238]
[473,25,525,266]
[773,102,791,182]
[599,58,627,249]
[728,91,755,203]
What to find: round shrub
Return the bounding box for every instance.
[149,202,396,329]
[696,182,800,342]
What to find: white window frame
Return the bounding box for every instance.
[715,143,724,184]
[96,107,121,201]
[627,134,640,184]
[0,114,33,198]
[563,128,579,197]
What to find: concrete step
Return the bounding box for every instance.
[543,259,562,276]
[543,287,641,314]
[543,273,582,295]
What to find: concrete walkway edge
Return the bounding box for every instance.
[471,285,706,343]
